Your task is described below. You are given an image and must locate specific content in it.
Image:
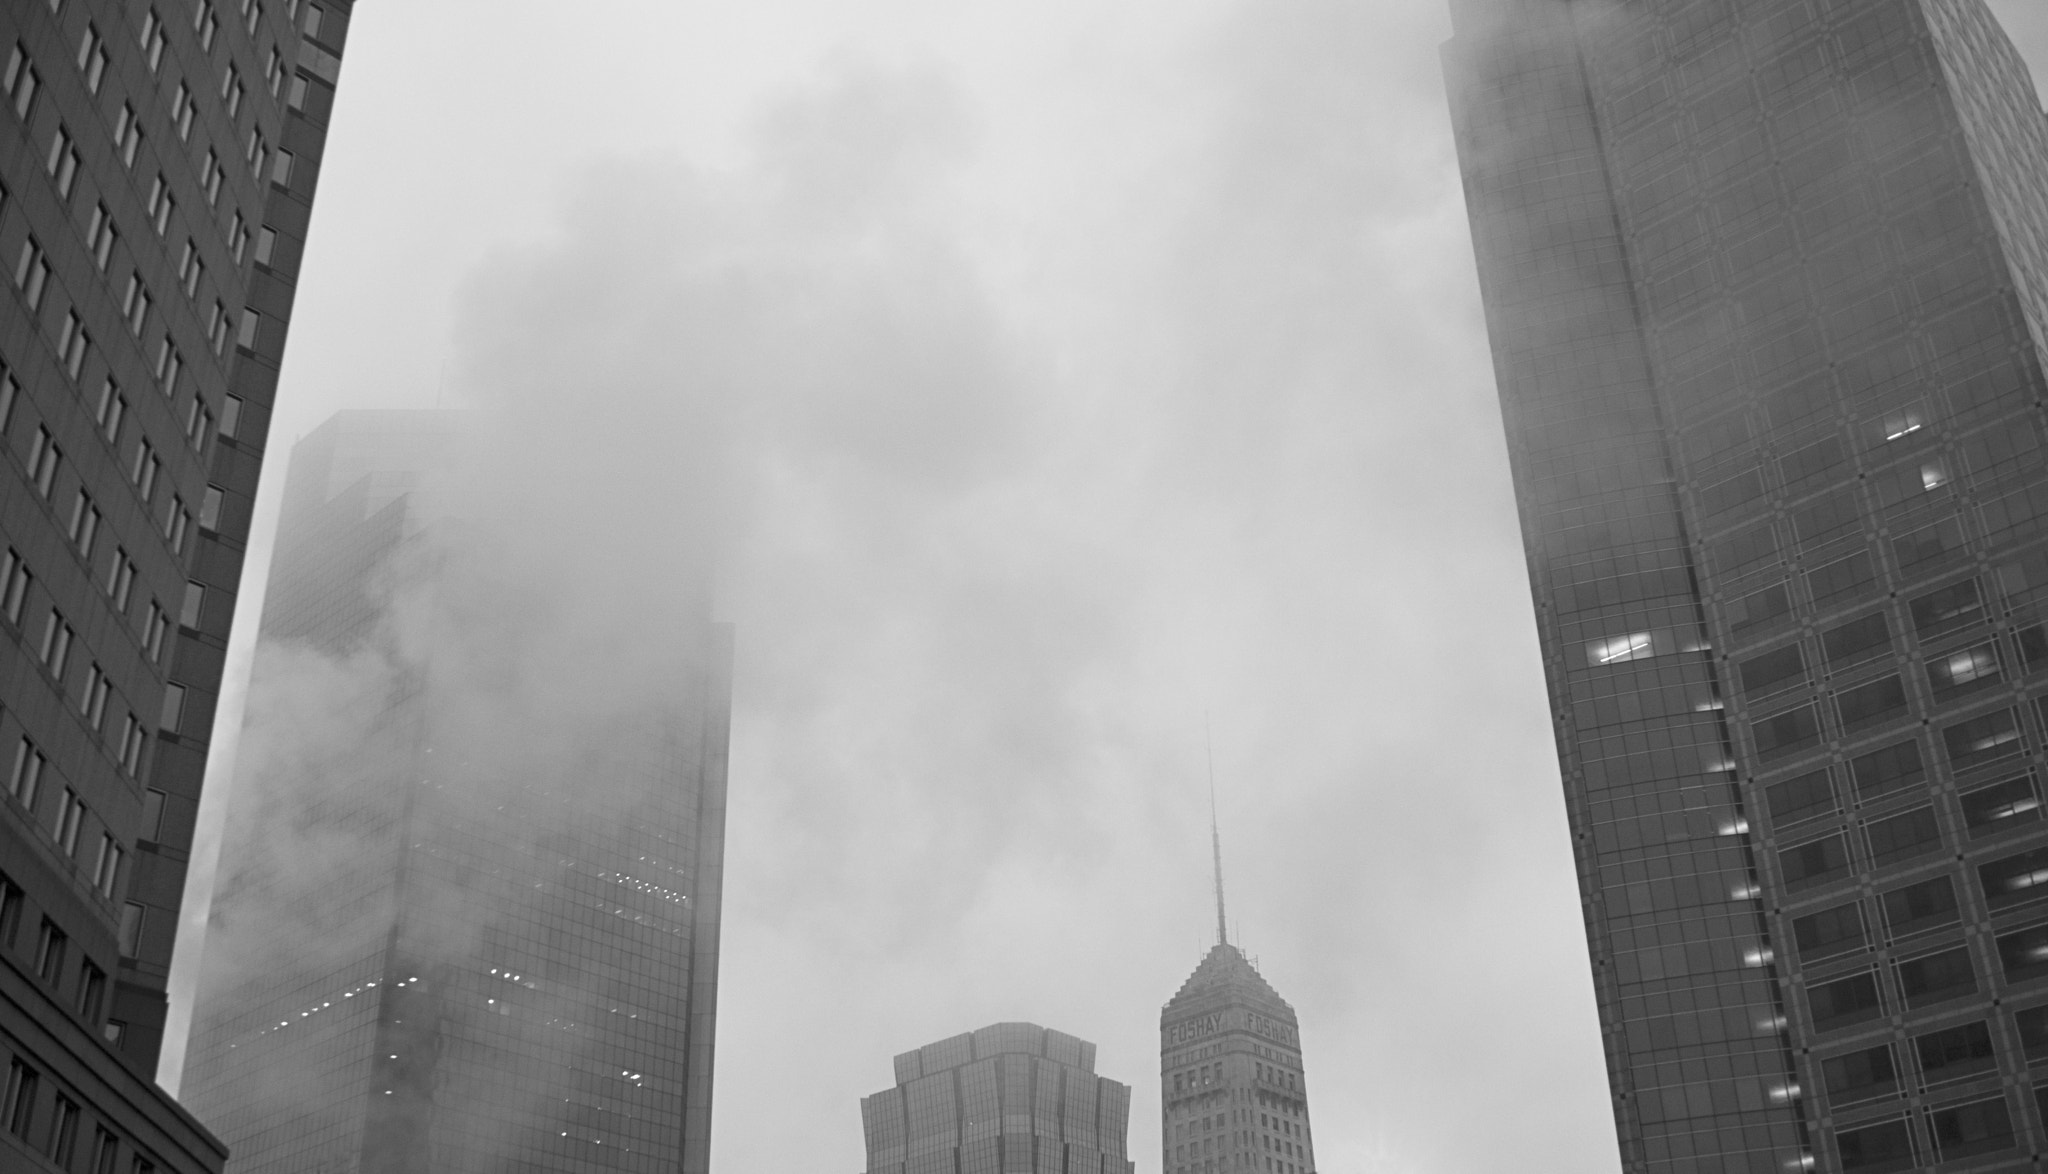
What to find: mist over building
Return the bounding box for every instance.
[858,1022,1136,1174]
[1447,1,2048,1171]
[0,1,353,1170]
[178,411,732,1172]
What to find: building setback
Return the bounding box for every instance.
[859,1022,1136,1174]
[178,412,733,1172]
[1446,1,2048,1170]
[0,1,353,1170]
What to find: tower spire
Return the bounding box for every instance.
[1208,728,1227,947]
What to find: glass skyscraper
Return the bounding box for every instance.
[1447,1,2048,1170]
[1159,941,1315,1174]
[0,1,353,1170]
[178,411,733,1172]
[859,1022,1136,1174]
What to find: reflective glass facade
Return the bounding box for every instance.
[0,0,352,1169]
[1447,1,2048,1170]
[1159,944,1314,1174]
[179,412,732,1173]
[861,1022,1136,1174]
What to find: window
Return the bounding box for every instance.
[107,551,135,611]
[16,236,50,310]
[47,1095,78,1166]
[272,148,293,186]
[1882,875,1960,937]
[3,1058,37,1138]
[1911,580,1983,636]
[246,0,264,34]
[112,103,141,166]
[1793,901,1866,962]
[1929,643,2000,695]
[118,903,143,957]
[1779,833,1850,889]
[1866,806,1942,865]
[0,875,19,946]
[1961,777,2039,837]
[143,603,168,662]
[264,47,281,95]
[55,788,85,855]
[133,440,159,500]
[196,1,220,50]
[66,492,98,557]
[155,339,181,395]
[123,277,150,336]
[201,150,222,205]
[304,3,322,38]
[220,395,242,439]
[1898,947,1977,1007]
[8,738,45,808]
[209,301,229,353]
[47,126,79,198]
[1835,1118,1914,1171]
[254,225,277,265]
[245,127,267,178]
[56,312,90,379]
[186,400,213,452]
[118,713,145,773]
[0,367,14,432]
[1837,675,1908,730]
[167,498,190,555]
[1929,1097,2016,1161]
[286,72,307,111]
[178,240,204,297]
[92,836,121,898]
[1997,923,2048,984]
[141,10,167,72]
[1821,1044,1895,1103]
[200,485,223,530]
[1943,709,2023,769]
[2,548,29,627]
[161,683,187,733]
[39,612,73,678]
[222,64,243,117]
[1740,645,1805,696]
[1809,971,1883,1030]
[1852,740,1925,799]
[1753,705,1822,759]
[238,308,260,350]
[142,790,165,840]
[5,44,40,120]
[77,961,106,1021]
[181,581,204,628]
[229,212,249,263]
[169,81,193,139]
[1823,613,1892,665]
[90,1127,118,1174]
[76,25,106,92]
[35,919,66,983]
[1981,847,2048,908]
[82,662,109,728]
[1766,768,1836,824]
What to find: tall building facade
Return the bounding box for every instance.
[1,0,353,1170]
[178,412,734,1173]
[1160,942,1316,1174]
[859,1022,1136,1174]
[1447,1,2048,1170]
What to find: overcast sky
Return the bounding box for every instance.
[162,3,2048,1172]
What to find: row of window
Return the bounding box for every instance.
[2,1053,158,1174]
[8,732,137,901]
[3,544,162,782]
[1805,907,2048,1039]
[1831,1090,2027,1171]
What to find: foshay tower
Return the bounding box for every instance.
[1160,812,1315,1174]
[1447,0,2048,1170]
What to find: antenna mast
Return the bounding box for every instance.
[1208,728,1227,947]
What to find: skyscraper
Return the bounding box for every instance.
[1159,822,1315,1174]
[178,411,734,1172]
[858,1022,1137,1174]
[1,1,352,1169]
[1447,1,2048,1170]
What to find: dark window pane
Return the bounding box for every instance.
[2018,623,2048,669]
[1865,806,1942,866]
[1835,1118,1915,1172]
[1794,490,1862,545]
[1702,468,1765,515]
[1837,675,1909,730]
[1794,902,1868,962]
[1910,579,1983,636]
[1781,835,1852,889]
[1893,517,1966,573]
[1914,1021,1995,1083]
[1942,709,2023,770]
[1997,924,2048,985]
[1766,769,1837,824]
[1754,705,1822,759]
[2015,1005,2048,1058]
[1809,551,1877,606]
[1822,1044,1897,1103]
[1981,847,2048,909]
[1739,645,1806,696]
[1732,582,1793,632]
[1852,740,1925,799]
[1823,613,1892,665]
[1712,524,1780,574]
[1780,434,1844,487]
[1897,947,1977,1008]
[1881,876,1960,937]
[1961,777,2040,838]
[1929,1096,2014,1160]
[1808,971,1884,1031]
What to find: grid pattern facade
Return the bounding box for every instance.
[179,413,733,1173]
[861,1022,1136,1174]
[0,0,351,1170]
[1446,1,2048,1171]
[1159,944,1314,1174]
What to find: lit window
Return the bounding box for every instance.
[4,43,40,120]
[75,25,106,94]
[15,236,49,309]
